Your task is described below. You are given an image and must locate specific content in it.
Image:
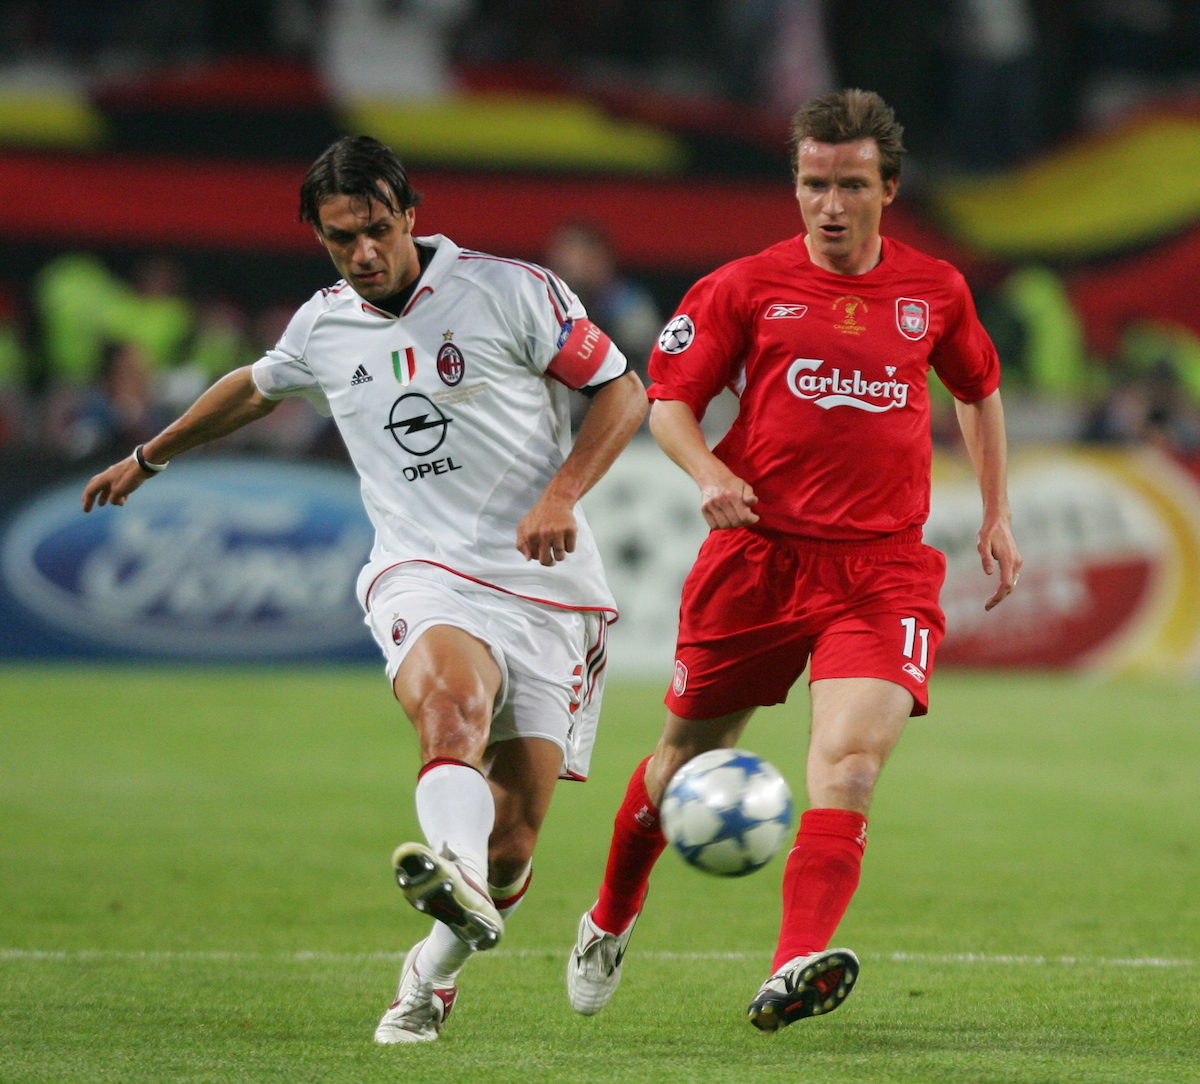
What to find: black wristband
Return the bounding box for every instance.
[134,444,168,474]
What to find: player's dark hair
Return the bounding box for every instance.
[299,136,422,230]
[789,89,906,184]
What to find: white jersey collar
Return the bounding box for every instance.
[351,234,463,320]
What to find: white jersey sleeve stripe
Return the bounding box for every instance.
[458,253,569,324]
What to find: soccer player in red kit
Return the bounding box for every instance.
[567,89,1022,1031]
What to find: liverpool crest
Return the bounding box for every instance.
[896,298,929,341]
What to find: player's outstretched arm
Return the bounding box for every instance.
[954,389,1022,610]
[649,398,759,530]
[517,371,647,566]
[82,366,279,513]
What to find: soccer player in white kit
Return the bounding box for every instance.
[81,136,648,1043]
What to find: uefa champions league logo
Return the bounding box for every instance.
[658,315,695,354]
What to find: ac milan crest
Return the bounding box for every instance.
[391,618,408,647]
[437,331,465,386]
[896,298,929,341]
[437,342,465,386]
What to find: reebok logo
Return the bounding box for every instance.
[786,358,909,413]
[351,364,373,386]
[765,303,808,320]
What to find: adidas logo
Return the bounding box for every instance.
[350,364,372,386]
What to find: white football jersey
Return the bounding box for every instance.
[251,234,626,618]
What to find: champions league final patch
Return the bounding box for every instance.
[437,331,465,386]
[391,618,408,647]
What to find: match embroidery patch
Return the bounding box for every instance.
[391,618,408,647]
[672,660,689,695]
[832,295,868,335]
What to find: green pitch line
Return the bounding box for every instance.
[1,667,1198,1083]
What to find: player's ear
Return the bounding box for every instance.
[882,176,899,206]
[403,206,416,234]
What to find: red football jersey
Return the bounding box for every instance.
[648,234,1000,540]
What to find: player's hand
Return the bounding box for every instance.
[82,456,150,513]
[978,511,1021,611]
[517,494,577,566]
[698,471,759,530]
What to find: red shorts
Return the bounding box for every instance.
[667,526,946,720]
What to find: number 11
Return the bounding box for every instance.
[900,617,929,670]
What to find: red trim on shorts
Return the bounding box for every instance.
[417,756,481,781]
[363,560,618,622]
[563,769,588,782]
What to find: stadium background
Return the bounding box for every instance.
[2,4,1198,1083]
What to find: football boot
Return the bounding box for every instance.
[566,906,639,1015]
[374,939,458,1044]
[747,947,859,1032]
[391,842,504,951]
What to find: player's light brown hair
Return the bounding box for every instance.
[790,89,906,184]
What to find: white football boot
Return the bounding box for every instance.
[566,907,639,1015]
[391,842,504,951]
[747,947,859,1032]
[374,940,458,1044]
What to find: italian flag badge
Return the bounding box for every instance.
[392,347,416,386]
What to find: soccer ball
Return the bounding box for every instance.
[661,749,793,877]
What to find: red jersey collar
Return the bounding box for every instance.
[795,233,893,282]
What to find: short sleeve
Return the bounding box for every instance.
[646,270,749,420]
[929,272,1001,403]
[250,299,332,416]
[513,264,586,373]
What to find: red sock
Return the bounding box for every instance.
[591,757,666,934]
[773,808,868,971]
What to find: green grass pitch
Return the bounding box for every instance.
[2,666,1198,1083]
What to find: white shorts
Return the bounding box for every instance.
[365,564,609,781]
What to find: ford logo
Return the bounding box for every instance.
[1,459,374,657]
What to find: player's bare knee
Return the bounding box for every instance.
[821,754,880,807]
[488,826,535,887]
[415,685,491,759]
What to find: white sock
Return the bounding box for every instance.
[489,861,533,920]
[417,922,474,988]
[414,762,494,886]
[416,863,533,988]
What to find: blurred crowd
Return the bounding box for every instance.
[0,254,329,459]
[2,1,1199,169]
[0,223,666,460]
[3,232,1200,464]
